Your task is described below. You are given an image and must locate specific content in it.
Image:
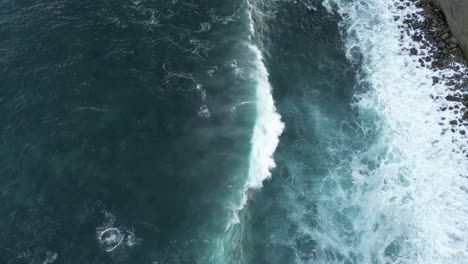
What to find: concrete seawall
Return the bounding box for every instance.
[433,0,468,59]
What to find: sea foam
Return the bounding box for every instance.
[316,0,468,263]
[228,0,284,226]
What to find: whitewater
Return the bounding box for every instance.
[312,0,468,263]
[227,0,284,226]
[224,0,468,263]
[2,0,466,262]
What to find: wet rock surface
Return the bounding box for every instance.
[398,0,468,133]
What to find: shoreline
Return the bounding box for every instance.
[398,0,468,139]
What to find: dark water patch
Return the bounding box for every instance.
[0,0,258,263]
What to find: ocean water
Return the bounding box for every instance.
[0,0,467,263]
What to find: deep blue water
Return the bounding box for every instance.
[1,0,467,263]
[0,0,257,262]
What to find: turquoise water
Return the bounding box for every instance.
[219,1,380,263]
[1,0,467,263]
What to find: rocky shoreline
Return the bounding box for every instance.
[397,0,468,138]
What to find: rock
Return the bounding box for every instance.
[419,58,425,67]
[406,1,468,129]
[437,42,446,49]
[445,95,458,101]
[460,130,466,135]
[412,34,423,42]
[432,0,468,59]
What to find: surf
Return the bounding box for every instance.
[315,0,468,262]
[228,0,284,226]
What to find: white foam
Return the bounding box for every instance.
[245,43,284,189]
[96,212,140,253]
[42,251,58,264]
[99,228,124,252]
[196,84,207,100]
[243,2,284,194]
[230,101,254,113]
[198,104,211,118]
[228,0,284,226]
[314,0,468,263]
[197,22,211,33]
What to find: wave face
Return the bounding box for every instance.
[234,0,284,220]
[210,2,284,262]
[245,40,284,192]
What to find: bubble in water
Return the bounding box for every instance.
[99,228,124,252]
[96,211,140,254]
